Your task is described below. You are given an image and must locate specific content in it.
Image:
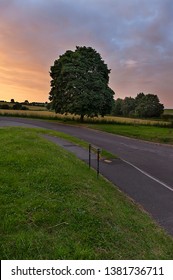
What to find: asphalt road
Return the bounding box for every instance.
[1,116,173,235]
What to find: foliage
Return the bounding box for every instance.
[21,106,29,110]
[112,93,164,118]
[121,97,136,116]
[111,98,123,116]
[49,46,115,121]
[135,93,164,117]
[12,102,29,110]
[13,102,22,110]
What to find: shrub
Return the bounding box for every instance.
[13,103,22,110]
[21,106,29,110]
[0,104,10,109]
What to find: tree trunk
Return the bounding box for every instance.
[80,114,84,122]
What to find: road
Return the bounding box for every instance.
[1,116,173,235]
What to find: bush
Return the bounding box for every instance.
[0,104,10,109]
[21,106,29,110]
[13,103,22,110]
[162,114,173,121]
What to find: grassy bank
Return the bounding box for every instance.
[41,128,116,160]
[87,123,173,144]
[0,127,173,259]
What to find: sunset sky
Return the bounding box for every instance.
[0,0,173,108]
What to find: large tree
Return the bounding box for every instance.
[49,46,115,121]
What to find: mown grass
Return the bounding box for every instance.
[40,128,116,160]
[0,127,173,260]
[87,123,173,144]
[44,120,173,146]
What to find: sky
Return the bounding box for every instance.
[0,0,173,108]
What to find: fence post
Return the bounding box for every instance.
[89,144,91,169]
[97,148,100,178]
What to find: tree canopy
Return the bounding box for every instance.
[112,93,164,118]
[135,93,164,117]
[49,46,115,121]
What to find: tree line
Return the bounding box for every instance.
[112,93,164,118]
[0,102,29,110]
[0,101,47,110]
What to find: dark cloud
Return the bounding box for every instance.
[0,0,173,106]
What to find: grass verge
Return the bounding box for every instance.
[40,128,116,159]
[0,127,173,259]
[44,118,173,145]
[87,123,173,144]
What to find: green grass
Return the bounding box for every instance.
[43,119,173,145]
[87,123,173,144]
[40,128,116,159]
[0,127,173,260]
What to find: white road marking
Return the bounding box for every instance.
[122,159,173,193]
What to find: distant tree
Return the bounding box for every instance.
[112,98,123,116]
[21,106,29,110]
[49,46,115,121]
[135,93,164,117]
[111,93,164,118]
[121,97,136,116]
[10,99,15,103]
[13,102,22,110]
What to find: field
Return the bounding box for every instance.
[1,107,173,145]
[1,127,173,260]
[0,107,170,125]
[164,109,173,115]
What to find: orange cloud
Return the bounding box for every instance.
[0,0,173,108]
